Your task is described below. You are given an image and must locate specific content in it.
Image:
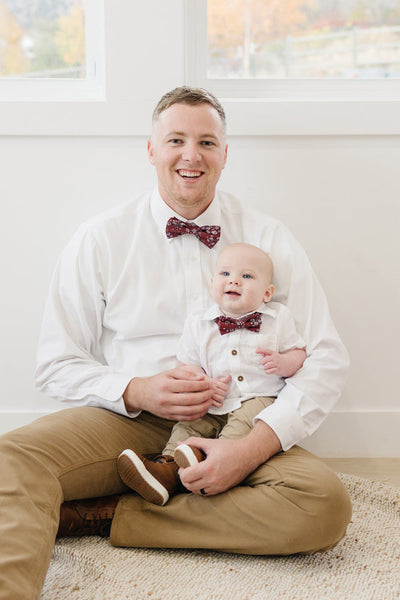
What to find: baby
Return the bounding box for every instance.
[117,243,306,505]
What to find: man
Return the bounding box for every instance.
[0,87,351,600]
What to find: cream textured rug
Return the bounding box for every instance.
[41,474,400,600]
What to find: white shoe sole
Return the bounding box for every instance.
[117,449,169,506]
[174,444,200,468]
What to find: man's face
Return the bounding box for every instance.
[210,245,274,318]
[148,102,228,219]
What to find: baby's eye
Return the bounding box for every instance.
[242,274,252,279]
[221,271,230,277]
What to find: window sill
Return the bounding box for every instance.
[222,97,400,136]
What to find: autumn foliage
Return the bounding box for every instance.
[208,0,315,49]
[0,1,85,76]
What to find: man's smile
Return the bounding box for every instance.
[177,169,203,179]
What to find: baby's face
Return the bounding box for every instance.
[210,245,273,318]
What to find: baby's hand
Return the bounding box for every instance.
[206,374,231,407]
[256,347,284,375]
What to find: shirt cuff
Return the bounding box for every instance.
[89,394,141,419]
[92,373,142,418]
[54,372,142,419]
[252,382,307,451]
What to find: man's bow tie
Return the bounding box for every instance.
[214,312,262,335]
[166,217,221,249]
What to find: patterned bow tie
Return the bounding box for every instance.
[166,217,221,249]
[214,312,262,335]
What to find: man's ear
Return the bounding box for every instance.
[147,138,156,165]
[263,284,274,303]
[223,144,228,168]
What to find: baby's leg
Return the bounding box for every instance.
[219,396,275,440]
[163,413,227,456]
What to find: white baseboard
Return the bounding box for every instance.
[0,410,61,435]
[1,409,399,457]
[299,411,400,457]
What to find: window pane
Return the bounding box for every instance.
[208,0,400,79]
[0,0,86,79]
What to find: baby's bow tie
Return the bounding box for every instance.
[166,217,221,249]
[214,312,262,335]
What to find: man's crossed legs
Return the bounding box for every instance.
[0,407,352,600]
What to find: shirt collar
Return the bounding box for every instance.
[150,187,222,237]
[202,302,277,321]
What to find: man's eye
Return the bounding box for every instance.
[170,139,182,144]
[202,141,214,146]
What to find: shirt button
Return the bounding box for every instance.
[231,349,237,355]
[237,375,244,382]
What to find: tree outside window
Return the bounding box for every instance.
[208,0,400,79]
[0,0,86,78]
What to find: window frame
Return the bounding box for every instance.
[0,0,177,136]
[184,0,400,135]
[0,0,105,102]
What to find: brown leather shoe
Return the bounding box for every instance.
[174,444,206,468]
[57,494,120,538]
[117,450,179,506]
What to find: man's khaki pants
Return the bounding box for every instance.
[0,406,352,600]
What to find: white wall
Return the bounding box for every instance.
[1,1,399,456]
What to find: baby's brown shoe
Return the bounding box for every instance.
[117,450,179,506]
[174,444,206,468]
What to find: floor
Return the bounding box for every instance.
[322,458,400,488]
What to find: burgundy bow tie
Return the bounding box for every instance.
[166,217,221,249]
[215,312,262,335]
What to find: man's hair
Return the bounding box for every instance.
[152,86,226,132]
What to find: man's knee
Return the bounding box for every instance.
[279,459,352,553]
[309,467,352,552]
[244,447,352,554]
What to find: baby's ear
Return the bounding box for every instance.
[263,284,274,303]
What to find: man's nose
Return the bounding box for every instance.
[182,142,201,163]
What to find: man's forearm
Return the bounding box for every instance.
[240,420,282,471]
[123,378,143,412]
[279,348,307,378]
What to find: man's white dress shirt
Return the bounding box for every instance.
[35,188,349,451]
[177,302,305,415]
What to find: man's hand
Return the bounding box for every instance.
[178,421,281,496]
[123,365,221,420]
[176,363,230,408]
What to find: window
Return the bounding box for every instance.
[185,0,400,134]
[0,0,104,100]
[0,1,180,136]
[207,0,400,80]
[0,0,86,79]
